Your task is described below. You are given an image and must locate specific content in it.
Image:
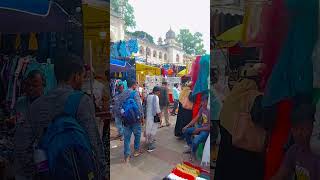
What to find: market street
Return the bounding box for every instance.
[110,116,210,179]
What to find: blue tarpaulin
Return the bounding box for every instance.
[110,58,132,72]
[0,0,69,32]
[0,0,50,15]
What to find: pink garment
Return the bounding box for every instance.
[190,56,201,89]
[260,0,289,90]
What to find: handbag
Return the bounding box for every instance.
[231,91,266,152]
[154,114,160,123]
[152,94,161,123]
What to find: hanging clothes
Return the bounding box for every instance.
[262,0,318,107]
[190,56,201,89]
[28,33,38,51]
[192,55,209,96]
[260,0,289,90]
[264,100,293,180]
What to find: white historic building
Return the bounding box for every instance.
[110,10,125,42]
[126,28,194,66]
[111,9,194,66]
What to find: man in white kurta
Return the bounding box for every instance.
[145,86,161,152]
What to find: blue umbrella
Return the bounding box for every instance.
[0,0,70,32]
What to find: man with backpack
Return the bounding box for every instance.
[28,54,107,179]
[114,79,144,163]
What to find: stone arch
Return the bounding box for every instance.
[164,53,167,61]
[153,50,157,58]
[146,47,151,56]
[176,54,180,62]
[159,52,162,59]
[139,46,145,55]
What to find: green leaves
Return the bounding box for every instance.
[111,0,136,30]
[177,29,206,55]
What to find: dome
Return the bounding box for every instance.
[166,28,176,39]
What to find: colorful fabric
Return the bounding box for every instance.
[242,2,271,46]
[190,56,201,89]
[264,100,293,180]
[192,55,209,96]
[167,173,187,180]
[262,0,318,107]
[172,168,195,180]
[28,33,38,51]
[260,0,289,90]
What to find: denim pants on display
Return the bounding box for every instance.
[184,126,209,153]
[124,123,142,157]
[115,116,124,136]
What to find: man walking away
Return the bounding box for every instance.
[159,81,170,128]
[29,54,107,179]
[171,83,180,116]
[114,79,144,163]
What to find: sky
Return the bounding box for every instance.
[128,0,210,53]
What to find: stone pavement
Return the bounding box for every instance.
[110,116,210,180]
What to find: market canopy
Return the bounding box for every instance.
[0,0,70,32]
[110,58,132,73]
[177,69,187,77]
[216,24,243,42]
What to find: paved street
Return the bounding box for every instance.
[110,116,210,179]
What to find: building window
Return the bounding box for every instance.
[146,48,151,56]
[159,52,162,59]
[153,50,157,58]
[176,54,180,62]
[164,54,167,60]
[139,46,144,55]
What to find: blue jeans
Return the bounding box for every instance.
[184,127,209,153]
[115,116,124,136]
[124,123,142,158]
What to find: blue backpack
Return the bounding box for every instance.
[122,91,141,125]
[38,91,99,180]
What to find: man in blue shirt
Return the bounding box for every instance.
[171,83,180,116]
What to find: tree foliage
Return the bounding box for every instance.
[177,29,206,55]
[127,31,154,44]
[111,0,136,30]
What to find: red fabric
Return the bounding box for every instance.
[264,100,292,180]
[172,168,195,180]
[191,56,201,89]
[260,0,289,90]
[228,45,242,55]
[192,94,202,119]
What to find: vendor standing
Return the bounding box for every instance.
[13,70,45,180]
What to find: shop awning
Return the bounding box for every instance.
[177,69,187,77]
[216,24,243,42]
[110,58,132,72]
[0,0,70,32]
[136,63,161,75]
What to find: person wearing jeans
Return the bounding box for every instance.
[182,95,210,160]
[123,123,142,158]
[115,116,124,140]
[114,79,144,163]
